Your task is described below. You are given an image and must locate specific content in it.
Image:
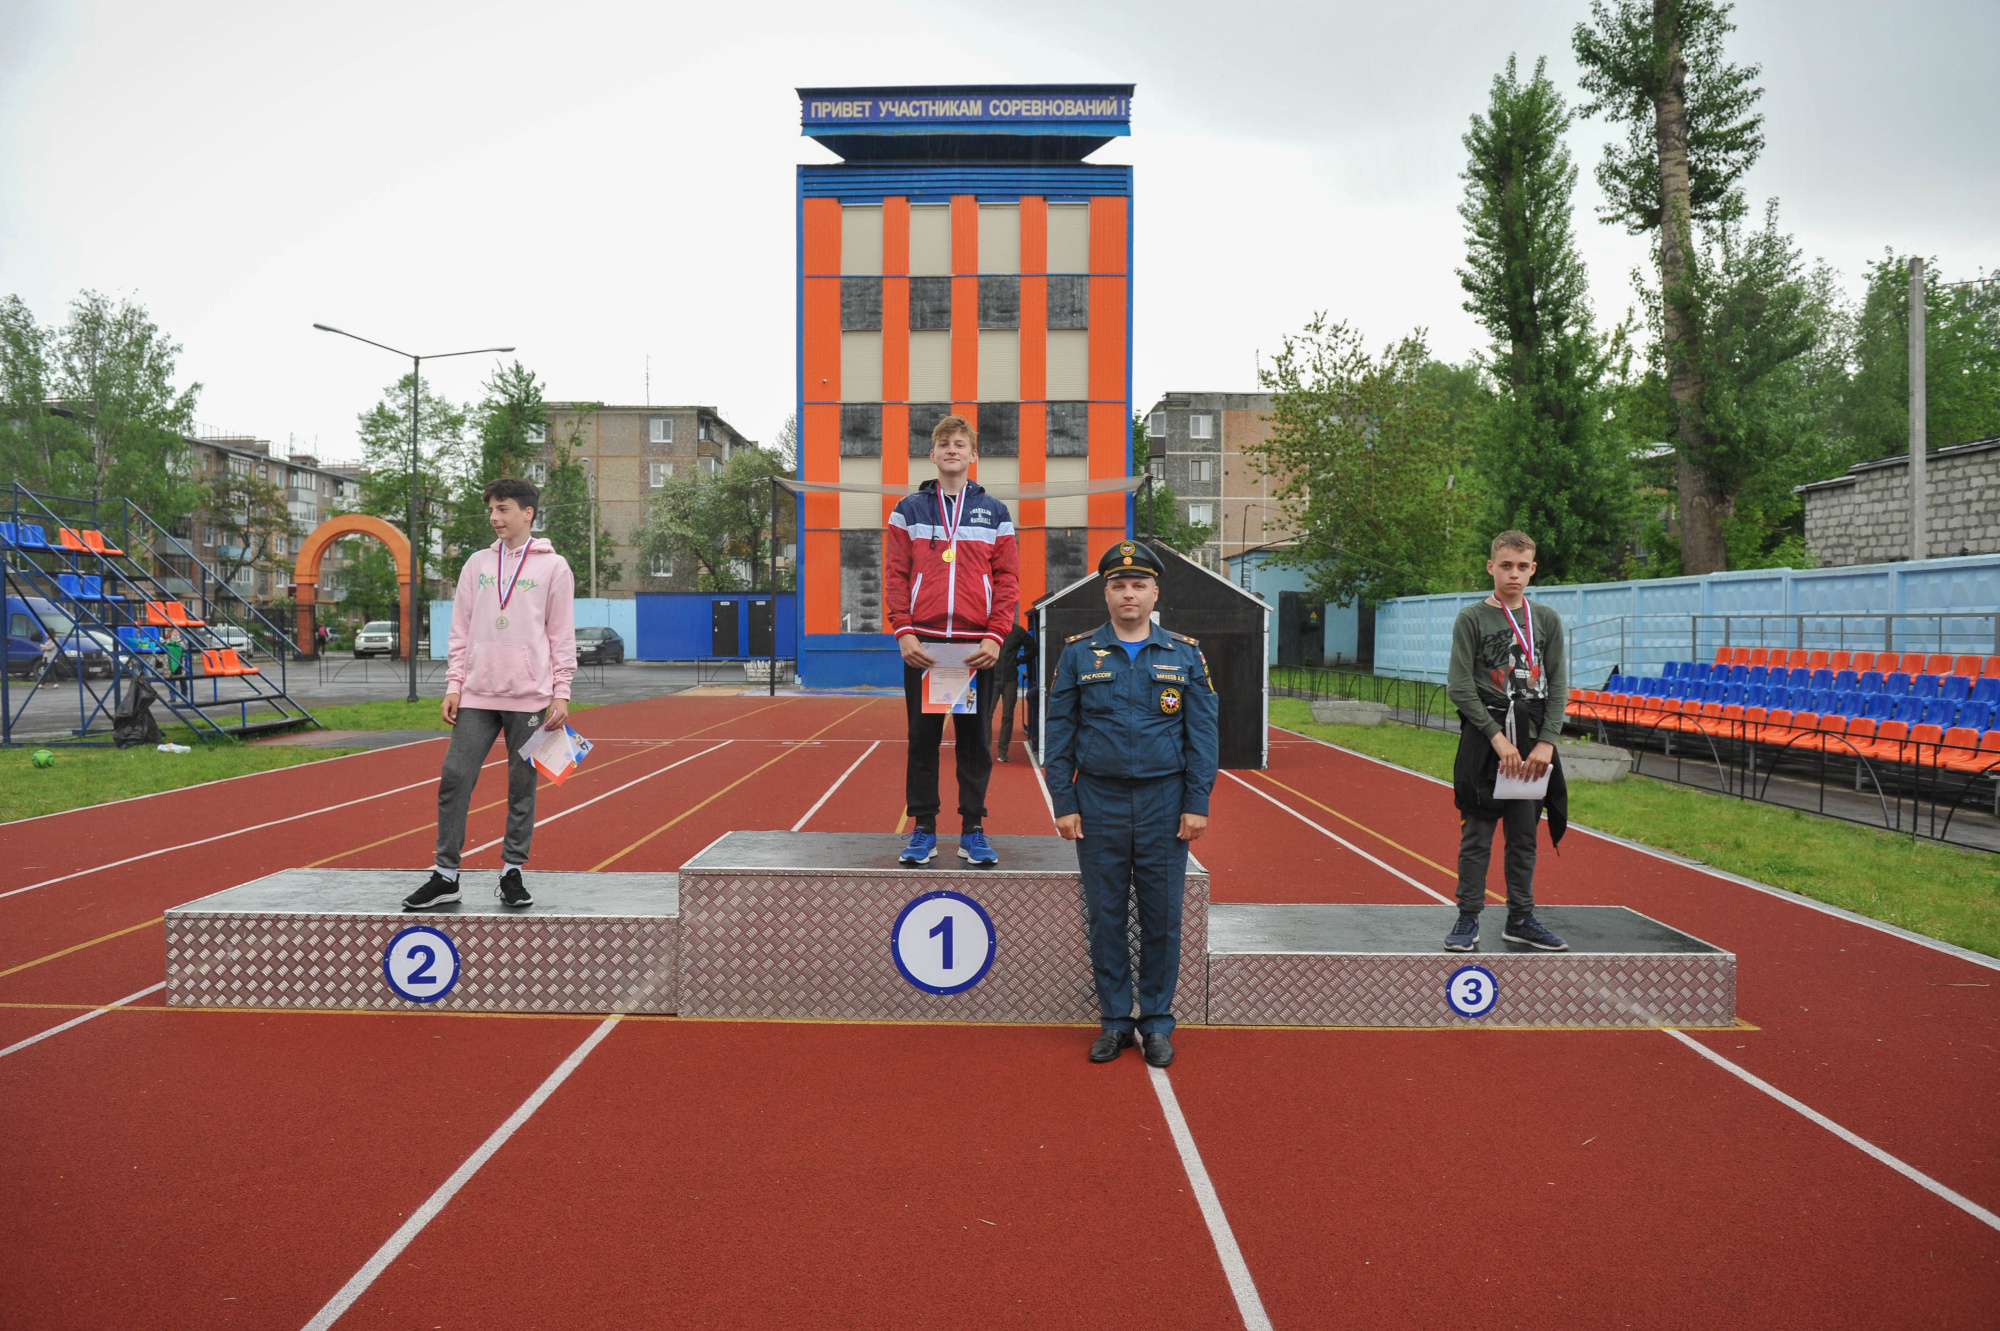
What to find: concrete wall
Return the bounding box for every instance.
[1373,555,2000,686]
[1800,438,2000,566]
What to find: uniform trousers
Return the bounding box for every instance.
[435,707,542,870]
[1074,771,1186,1036]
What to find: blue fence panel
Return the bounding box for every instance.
[633,592,796,661]
[429,598,643,660]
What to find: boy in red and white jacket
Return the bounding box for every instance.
[884,415,1019,865]
[402,477,577,911]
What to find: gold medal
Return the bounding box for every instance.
[496,616,508,629]
[941,548,955,563]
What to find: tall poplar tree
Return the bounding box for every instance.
[1458,55,1630,582]
[1574,0,1765,573]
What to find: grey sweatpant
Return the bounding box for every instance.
[1456,800,1540,917]
[435,707,544,871]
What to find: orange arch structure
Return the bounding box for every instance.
[291,514,418,660]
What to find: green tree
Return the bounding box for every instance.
[196,469,301,600]
[1130,415,1214,555]
[1458,55,1633,583]
[1250,316,1482,606]
[355,373,470,597]
[1842,256,2000,461]
[635,447,793,591]
[538,404,624,594]
[0,295,74,491]
[332,539,402,628]
[1575,0,1766,573]
[446,360,550,556]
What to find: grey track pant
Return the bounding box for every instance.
[1456,800,1540,917]
[435,707,543,871]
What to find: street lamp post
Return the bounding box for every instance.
[313,325,514,703]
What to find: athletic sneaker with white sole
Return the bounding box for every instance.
[1444,911,1481,951]
[402,871,460,910]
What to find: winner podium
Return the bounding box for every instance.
[165,831,1731,1028]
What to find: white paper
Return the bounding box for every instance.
[922,641,979,669]
[924,667,977,712]
[1492,768,1551,801]
[516,724,576,776]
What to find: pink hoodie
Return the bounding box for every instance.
[446,537,577,712]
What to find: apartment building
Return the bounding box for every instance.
[1142,392,1296,571]
[183,436,362,605]
[538,403,759,593]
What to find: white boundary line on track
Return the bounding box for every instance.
[792,740,881,831]
[460,742,732,858]
[1147,1064,1274,1330]
[0,736,446,828]
[1662,1028,2000,1232]
[1267,724,2000,974]
[300,1016,621,1331]
[1031,752,1273,1330]
[1219,769,1455,906]
[0,981,165,1059]
[1,756,509,901]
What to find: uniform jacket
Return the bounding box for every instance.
[1042,622,1219,818]
[446,536,578,713]
[884,480,1019,644]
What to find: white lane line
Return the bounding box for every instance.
[1269,724,2000,974]
[1031,757,1056,818]
[0,737,445,827]
[2,756,508,901]
[1221,770,1454,906]
[791,740,882,831]
[1148,1064,1274,1330]
[0,982,165,1059]
[461,742,732,858]
[300,1016,621,1331]
[1664,1028,2000,1232]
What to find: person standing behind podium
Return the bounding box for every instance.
[884,415,1020,867]
[1044,540,1217,1068]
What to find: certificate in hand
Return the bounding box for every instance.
[1492,767,1551,801]
[920,642,980,714]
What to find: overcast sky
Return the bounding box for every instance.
[2,0,1994,463]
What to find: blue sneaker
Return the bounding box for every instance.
[1503,915,1569,951]
[957,830,998,865]
[898,829,937,865]
[1444,912,1480,952]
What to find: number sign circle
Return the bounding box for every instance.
[383,925,462,1003]
[1446,964,1498,1018]
[890,891,997,996]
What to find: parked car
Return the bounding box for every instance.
[353,621,401,658]
[5,596,113,679]
[199,624,257,656]
[575,626,625,665]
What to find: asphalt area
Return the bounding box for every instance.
[3,696,1997,1328]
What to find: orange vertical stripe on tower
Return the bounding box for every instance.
[1016,195,1049,605]
[950,195,979,410]
[801,197,846,635]
[881,196,912,523]
[1086,197,1130,535]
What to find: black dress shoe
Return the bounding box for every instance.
[1088,1029,1135,1063]
[1142,1032,1175,1067]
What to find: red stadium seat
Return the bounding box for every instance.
[1748,648,1771,667]
[1786,650,1810,669]
[1849,651,1876,673]
[1898,652,1927,674]
[1985,656,2000,679]
[1938,728,1989,772]
[1806,650,1830,671]
[1713,646,1732,664]
[1828,650,1852,671]
[1859,719,1909,761]
[1952,654,1981,679]
[1924,653,1953,676]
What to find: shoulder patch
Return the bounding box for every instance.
[1066,631,1093,643]
[1170,631,1200,645]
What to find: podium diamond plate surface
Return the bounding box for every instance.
[165,869,678,1013]
[677,832,1207,1022]
[1207,904,1734,1027]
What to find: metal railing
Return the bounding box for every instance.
[1270,664,1454,731]
[1567,612,2000,688]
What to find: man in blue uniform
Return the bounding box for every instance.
[1043,539,1219,1068]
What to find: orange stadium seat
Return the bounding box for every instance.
[1806,650,1830,672]
[1924,653,1953,676]
[1952,654,1981,679]
[1829,651,1852,671]
[1748,648,1771,667]
[1850,651,1876,673]
[79,529,124,556]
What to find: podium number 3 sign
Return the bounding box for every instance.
[891,891,997,995]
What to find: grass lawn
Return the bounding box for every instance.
[1,700,599,825]
[1270,697,2000,959]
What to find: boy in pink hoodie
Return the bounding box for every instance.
[402,477,577,910]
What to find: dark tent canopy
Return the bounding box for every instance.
[1031,544,1268,770]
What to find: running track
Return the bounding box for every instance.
[2,695,1996,1328]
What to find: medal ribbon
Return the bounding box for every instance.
[1500,599,1535,669]
[496,540,530,613]
[935,487,962,550]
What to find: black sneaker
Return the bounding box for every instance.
[402,871,460,910]
[1141,1032,1175,1068]
[497,869,533,908]
[1444,911,1481,952]
[1503,914,1568,951]
[1088,1029,1135,1063]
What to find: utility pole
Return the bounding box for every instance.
[1909,257,1928,561]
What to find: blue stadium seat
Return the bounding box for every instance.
[0,521,15,546]
[1972,678,2000,705]
[17,524,50,549]
[1809,688,1836,715]
[1746,684,1768,708]
[1858,670,1884,694]
[57,572,93,600]
[1661,661,1679,680]
[1809,668,1834,690]
[1922,699,1958,728]
[1862,694,1893,721]
[1883,671,1911,695]
[1892,696,1924,725]
[1687,663,1710,685]
[1783,687,1810,711]
[1961,701,1995,733]
[1832,691,1862,717]
[1834,669,1857,692]
[1724,683,1746,705]
[1728,664,1748,684]
[1941,675,1971,701]
[1747,665,1770,686]
[1786,668,1810,689]
[1912,674,1940,699]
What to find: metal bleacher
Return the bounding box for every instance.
[3,483,321,744]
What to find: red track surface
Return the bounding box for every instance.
[3,696,1996,1328]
